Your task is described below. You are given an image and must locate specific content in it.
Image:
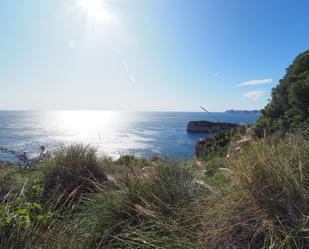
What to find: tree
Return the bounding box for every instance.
[257,50,309,135]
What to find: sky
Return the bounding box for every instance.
[0,0,308,112]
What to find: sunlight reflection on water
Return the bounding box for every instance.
[0,111,259,160]
[44,111,153,157]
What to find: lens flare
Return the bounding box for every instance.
[77,0,111,22]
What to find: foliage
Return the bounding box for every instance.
[198,131,232,161]
[257,49,309,135]
[0,146,49,168]
[0,135,308,248]
[116,154,138,165]
[0,179,53,249]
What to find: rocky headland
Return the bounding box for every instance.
[186,120,239,133]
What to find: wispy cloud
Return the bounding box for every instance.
[122,61,135,83]
[243,90,265,101]
[236,78,272,87]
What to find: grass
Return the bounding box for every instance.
[0,134,308,248]
[229,134,309,248]
[40,144,108,209]
[46,163,201,249]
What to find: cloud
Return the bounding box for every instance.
[68,40,77,48]
[122,61,135,83]
[243,91,265,101]
[236,78,272,87]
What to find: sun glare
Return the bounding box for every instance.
[77,0,111,22]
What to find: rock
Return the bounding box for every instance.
[187,120,239,133]
[226,140,239,158]
[190,200,200,208]
[235,146,241,151]
[195,139,208,157]
[246,127,263,139]
[246,127,257,139]
[195,160,204,168]
[237,136,251,144]
[103,175,119,189]
[190,178,215,194]
[226,135,251,158]
[218,167,233,177]
[141,166,156,177]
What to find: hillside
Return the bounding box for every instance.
[0,50,309,249]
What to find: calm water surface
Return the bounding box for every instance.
[0,111,259,161]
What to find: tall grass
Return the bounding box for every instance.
[0,137,308,249]
[229,134,309,248]
[41,144,107,209]
[45,162,203,249]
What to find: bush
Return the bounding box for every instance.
[0,179,53,249]
[258,50,309,135]
[41,144,108,209]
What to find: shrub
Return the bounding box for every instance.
[204,157,227,176]
[198,132,231,161]
[258,50,309,135]
[116,154,138,166]
[0,179,53,249]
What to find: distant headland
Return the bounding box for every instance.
[225,109,260,114]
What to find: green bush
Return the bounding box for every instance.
[0,179,53,249]
[258,50,309,135]
[116,154,138,166]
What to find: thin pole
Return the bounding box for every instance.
[200,106,221,123]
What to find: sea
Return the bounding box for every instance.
[0,111,259,162]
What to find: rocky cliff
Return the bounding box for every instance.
[187,120,239,133]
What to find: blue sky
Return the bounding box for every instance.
[0,0,308,111]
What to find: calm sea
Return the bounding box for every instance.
[0,111,259,161]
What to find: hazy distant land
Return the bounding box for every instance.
[225,109,260,114]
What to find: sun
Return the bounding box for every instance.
[77,0,111,22]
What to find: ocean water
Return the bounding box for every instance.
[0,111,259,161]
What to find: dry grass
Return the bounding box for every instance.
[43,162,202,249]
[41,144,108,209]
[228,134,309,248]
[0,136,308,249]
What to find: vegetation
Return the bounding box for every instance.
[40,144,107,209]
[0,135,308,248]
[0,50,308,248]
[257,50,309,135]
